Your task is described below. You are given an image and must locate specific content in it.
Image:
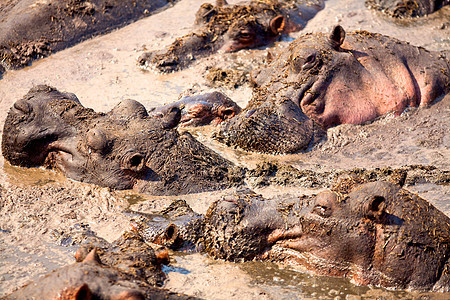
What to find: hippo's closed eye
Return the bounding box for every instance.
[290,52,318,73]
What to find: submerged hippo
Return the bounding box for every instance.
[366,0,449,18]
[150,91,241,127]
[214,25,449,153]
[138,0,325,73]
[1,85,243,195]
[141,181,450,292]
[6,247,195,300]
[0,0,174,74]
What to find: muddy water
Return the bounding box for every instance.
[0,0,449,298]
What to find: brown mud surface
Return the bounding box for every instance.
[0,0,449,298]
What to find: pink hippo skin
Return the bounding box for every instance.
[253,25,449,129]
[214,25,449,154]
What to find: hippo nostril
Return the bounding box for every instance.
[13,99,32,114]
[164,223,178,241]
[121,151,146,173]
[220,108,236,119]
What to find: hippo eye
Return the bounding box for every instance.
[312,204,331,217]
[302,54,316,70]
[238,30,254,42]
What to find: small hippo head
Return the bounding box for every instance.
[204,181,450,290]
[150,91,241,127]
[214,96,320,154]
[196,0,286,53]
[2,86,241,195]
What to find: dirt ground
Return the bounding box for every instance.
[0,0,449,298]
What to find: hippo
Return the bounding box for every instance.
[1,85,243,195]
[139,180,450,292]
[366,0,449,18]
[138,0,325,73]
[213,25,449,154]
[6,247,196,300]
[149,91,241,127]
[0,0,174,74]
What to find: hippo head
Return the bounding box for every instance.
[150,91,241,127]
[204,181,450,291]
[2,85,241,195]
[214,96,320,154]
[252,25,364,129]
[195,0,286,53]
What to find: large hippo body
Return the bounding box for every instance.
[1,85,242,195]
[0,0,174,74]
[141,181,450,292]
[215,26,449,153]
[366,0,450,18]
[138,0,325,73]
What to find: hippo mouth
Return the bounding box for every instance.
[294,75,327,121]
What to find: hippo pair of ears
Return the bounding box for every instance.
[329,25,345,50]
[270,15,286,35]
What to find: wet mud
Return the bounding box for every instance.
[0,0,449,299]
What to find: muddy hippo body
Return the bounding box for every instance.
[216,26,449,153]
[2,85,242,195]
[150,91,241,127]
[138,0,325,73]
[0,0,174,74]
[6,247,195,300]
[204,181,450,291]
[366,0,449,18]
[138,181,450,291]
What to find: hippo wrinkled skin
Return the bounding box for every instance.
[2,85,242,195]
[366,0,449,18]
[215,25,449,153]
[142,181,450,292]
[138,0,325,73]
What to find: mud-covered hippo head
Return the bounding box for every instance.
[214,95,321,154]
[366,0,449,18]
[204,181,450,291]
[138,0,293,73]
[150,91,241,127]
[2,85,242,195]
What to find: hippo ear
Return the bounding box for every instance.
[270,15,285,35]
[216,0,228,7]
[329,25,345,50]
[73,283,92,300]
[82,248,102,264]
[365,195,386,222]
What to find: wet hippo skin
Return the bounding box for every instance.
[1,85,243,195]
[138,0,325,72]
[141,181,450,292]
[215,25,450,153]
